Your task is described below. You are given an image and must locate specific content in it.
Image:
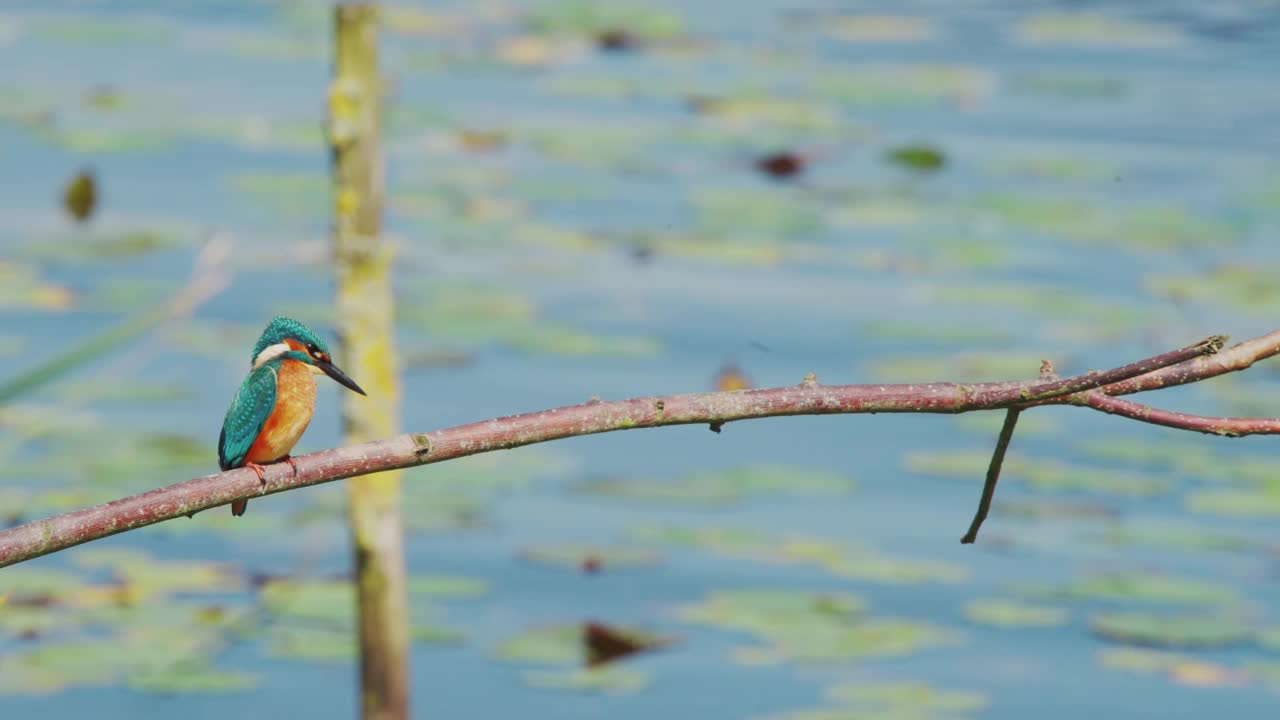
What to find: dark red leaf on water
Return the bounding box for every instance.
[756,151,806,179]
[583,621,671,667]
[596,29,640,51]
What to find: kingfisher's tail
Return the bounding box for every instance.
[231,498,248,516]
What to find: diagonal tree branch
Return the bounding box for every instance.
[0,332,1265,568]
[1082,392,1280,437]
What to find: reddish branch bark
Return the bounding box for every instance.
[2,332,1279,568]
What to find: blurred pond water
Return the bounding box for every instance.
[1,1,1279,718]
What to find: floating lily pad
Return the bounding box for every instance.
[32,17,176,46]
[1015,13,1182,47]
[1029,573,1238,606]
[229,172,327,217]
[1090,612,1251,648]
[1100,523,1253,553]
[26,231,179,264]
[628,524,771,553]
[829,16,934,43]
[1005,72,1129,98]
[680,589,957,664]
[691,94,840,131]
[128,663,257,694]
[267,625,356,662]
[72,548,240,597]
[964,599,1069,628]
[886,145,946,172]
[694,189,824,238]
[0,263,75,310]
[523,667,650,694]
[1249,628,1280,655]
[976,195,1234,250]
[0,568,86,596]
[407,575,489,599]
[396,449,573,531]
[827,681,987,714]
[1076,438,1218,476]
[1186,488,1280,517]
[528,1,683,40]
[495,625,581,665]
[520,543,662,571]
[578,466,854,507]
[907,451,1170,497]
[404,284,659,357]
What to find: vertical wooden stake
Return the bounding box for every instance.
[330,4,410,719]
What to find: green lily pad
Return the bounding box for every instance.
[528,1,683,40]
[72,548,240,597]
[495,625,581,665]
[520,543,662,571]
[128,663,257,694]
[827,681,987,713]
[0,568,86,596]
[680,589,958,664]
[407,575,489,599]
[1015,13,1182,48]
[1186,488,1280,517]
[907,451,1170,497]
[267,625,356,662]
[1005,72,1129,98]
[1030,573,1238,606]
[1146,265,1280,313]
[1258,627,1280,651]
[1100,523,1253,553]
[691,94,840,131]
[694,189,825,238]
[859,320,1013,345]
[578,465,854,507]
[627,524,771,553]
[404,284,658,357]
[1090,613,1251,648]
[229,172,327,217]
[886,145,946,172]
[26,230,180,263]
[1076,438,1218,476]
[976,195,1234,250]
[964,599,1069,628]
[1099,647,1190,673]
[32,17,176,46]
[523,667,649,694]
[0,263,75,310]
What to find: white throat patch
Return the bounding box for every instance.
[252,342,293,370]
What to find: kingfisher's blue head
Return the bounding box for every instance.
[250,316,366,396]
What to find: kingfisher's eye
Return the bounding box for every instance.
[306,342,319,353]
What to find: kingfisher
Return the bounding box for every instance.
[219,316,366,516]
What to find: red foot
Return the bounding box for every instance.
[245,462,269,486]
[232,459,297,517]
[232,462,270,517]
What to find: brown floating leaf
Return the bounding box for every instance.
[583,622,672,667]
[715,362,752,391]
[457,129,507,153]
[62,169,98,223]
[596,29,640,51]
[756,151,807,179]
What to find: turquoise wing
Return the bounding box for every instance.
[218,363,279,471]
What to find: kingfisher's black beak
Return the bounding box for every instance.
[318,359,367,396]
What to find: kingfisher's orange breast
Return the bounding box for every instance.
[245,359,317,464]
